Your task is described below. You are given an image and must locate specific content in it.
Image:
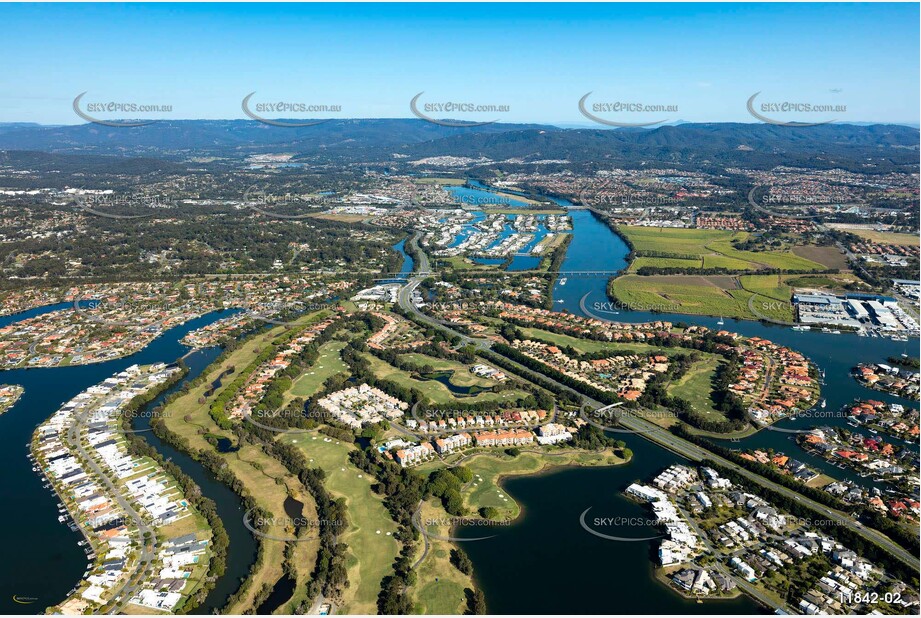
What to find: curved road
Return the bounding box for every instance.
[396,241,920,575]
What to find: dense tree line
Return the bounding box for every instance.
[477,348,582,407]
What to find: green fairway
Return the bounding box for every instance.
[666,355,726,421]
[409,500,474,615]
[289,340,349,398]
[283,432,399,615]
[450,448,627,520]
[397,353,498,388]
[362,353,529,405]
[517,326,674,355]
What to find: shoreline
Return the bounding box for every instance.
[450,446,632,528]
[652,567,745,604]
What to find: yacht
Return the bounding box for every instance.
[820,399,826,409]
[558,277,567,286]
[717,317,724,326]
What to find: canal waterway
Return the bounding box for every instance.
[454,183,917,613]
[0,309,255,614]
[0,182,915,614]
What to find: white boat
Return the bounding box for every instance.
[820,399,826,409]
[555,299,564,303]
[717,317,724,325]
[558,278,567,286]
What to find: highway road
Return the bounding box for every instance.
[396,241,920,576]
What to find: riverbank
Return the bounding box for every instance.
[154,318,325,614]
[0,383,23,415]
[407,447,631,614]
[32,363,214,615]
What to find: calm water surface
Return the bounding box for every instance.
[457,185,916,612]
[0,309,255,613]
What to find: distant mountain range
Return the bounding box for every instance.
[0,119,552,156]
[0,119,916,171]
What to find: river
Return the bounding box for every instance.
[0,309,255,614]
[0,184,916,614]
[455,183,917,614]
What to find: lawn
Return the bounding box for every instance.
[518,326,671,355]
[619,226,826,272]
[288,340,349,400]
[362,353,529,405]
[666,355,726,422]
[282,432,399,615]
[609,274,796,321]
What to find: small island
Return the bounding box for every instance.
[0,384,24,415]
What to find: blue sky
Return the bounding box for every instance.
[0,2,918,125]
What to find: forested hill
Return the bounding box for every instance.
[0,120,916,172]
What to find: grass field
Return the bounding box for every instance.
[408,447,628,613]
[416,448,628,521]
[843,229,920,246]
[288,340,349,400]
[609,274,797,321]
[158,313,333,613]
[397,353,498,388]
[790,245,850,270]
[408,500,474,615]
[282,432,399,615]
[439,256,502,271]
[629,256,702,271]
[362,353,529,405]
[783,272,865,290]
[620,226,826,272]
[666,355,726,422]
[518,326,674,355]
